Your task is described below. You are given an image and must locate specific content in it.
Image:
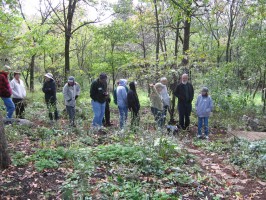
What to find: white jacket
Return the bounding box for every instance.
[160,85,170,106]
[63,82,81,107]
[10,78,26,99]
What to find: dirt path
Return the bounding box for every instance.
[231,131,266,141]
[186,146,266,200]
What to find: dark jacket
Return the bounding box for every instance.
[0,71,12,98]
[174,82,194,104]
[127,89,140,113]
[42,79,57,103]
[90,79,107,103]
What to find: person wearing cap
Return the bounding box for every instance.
[10,71,26,118]
[195,87,213,139]
[116,79,128,129]
[0,65,15,120]
[160,77,170,125]
[174,74,194,130]
[63,76,80,127]
[90,73,108,127]
[42,73,59,122]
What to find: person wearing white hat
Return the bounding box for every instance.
[10,71,26,118]
[0,65,15,121]
[42,73,58,122]
[63,76,80,127]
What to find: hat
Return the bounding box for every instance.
[68,76,75,82]
[1,65,11,71]
[14,71,21,75]
[201,87,209,92]
[44,73,53,80]
[99,73,107,80]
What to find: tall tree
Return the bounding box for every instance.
[47,0,98,80]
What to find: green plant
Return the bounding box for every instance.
[11,152,30,167]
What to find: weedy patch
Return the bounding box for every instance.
[193,138,266,180]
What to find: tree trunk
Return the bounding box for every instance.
[174,21,180,59]
[30,54,36,92]
[65,33,70,80]
[183,19,190,55]
[181,17,191,66]
[226,0,236,63]
[0,113,11,169]
[154,0,160,61]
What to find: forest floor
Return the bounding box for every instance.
[232,131,266,141]
[1,109,266,199]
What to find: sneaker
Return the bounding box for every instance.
[197,135,202,139]
[205,136,209,139]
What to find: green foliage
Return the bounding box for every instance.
[11,152,30,167]
[30,147,72,171]
[95,144,145,164]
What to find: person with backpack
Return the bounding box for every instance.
[195,87,213,139]
[63,76,81,127]
[42,73,59,123]
[127,82,140,130]
[0,65,15,122]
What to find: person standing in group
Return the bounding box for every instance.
[10,71,26,119]
[127,81,140,130]
[114,80,128,105]
[90,73,108,127]
[63,76,80,127]
[117,79,128,129]
[150,83,164,128]
[0,65,15,122]
[174,74,194,130]
[160,77,170,125]
[196,87,213,139]
[42,73,59,123]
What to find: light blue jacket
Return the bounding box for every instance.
[117,79,128,108]
[195,95,213,117]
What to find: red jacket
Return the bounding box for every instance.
[0,71,12,98]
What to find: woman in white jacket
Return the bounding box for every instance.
[10,72,26,118]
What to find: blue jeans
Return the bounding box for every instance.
[198,117,209,136]
[2,97,15,118]
[151,107,163,128]
[92,100,106,127]
[118,106,128,128]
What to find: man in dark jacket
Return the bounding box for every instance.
[174,74,194,130]
[0,65,15,121]
[42,73,59,122]
[90,73,108,127]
